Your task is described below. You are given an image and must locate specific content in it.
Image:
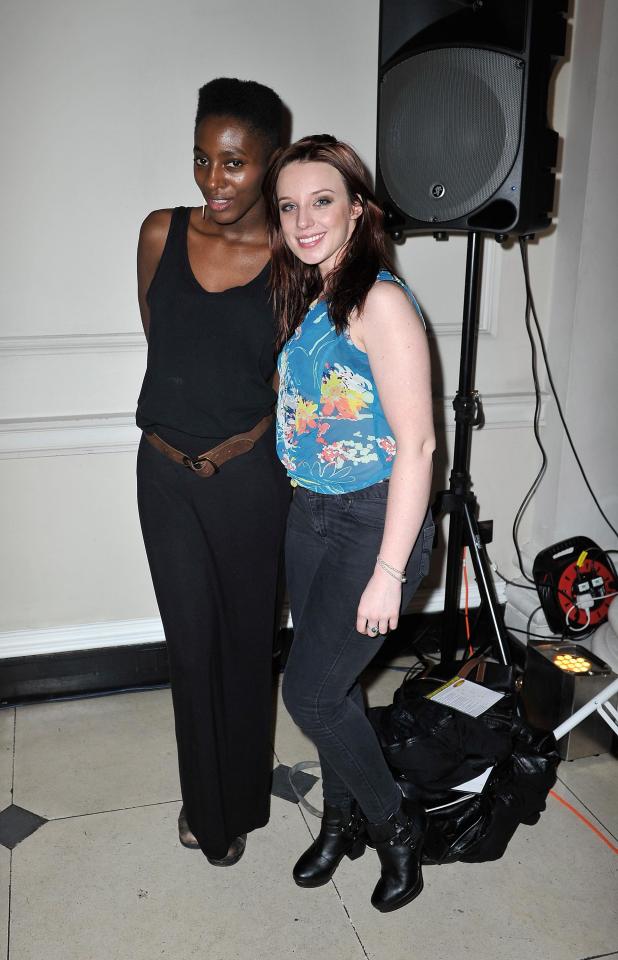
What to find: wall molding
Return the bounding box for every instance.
[0,246,499,361]
[428,239,501,338]
[0,580,506,658]
[0,393,546,460]
[435,391,547,431]
[0,332,145,357]
[0,414,140,459]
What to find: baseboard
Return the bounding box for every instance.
[0,583,505,660]
[0,618,165,659]
[1,606,520,706]
[0,642,170,705]
[409,581,506,614]
[0,580,509,704]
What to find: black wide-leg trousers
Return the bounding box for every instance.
[137,425,290,860]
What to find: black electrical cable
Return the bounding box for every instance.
[526,604,542,643]
[492,561,578,610]
[511,239,549,583]
[519,239,618,541]
[493,567,537,591]
[584,547,618,560]
[403,661,429,683]
[521,603,574,643]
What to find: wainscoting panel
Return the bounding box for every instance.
[0,394,545,459]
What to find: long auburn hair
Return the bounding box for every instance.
[263,135,395,347]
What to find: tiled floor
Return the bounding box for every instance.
[1,656,617,960]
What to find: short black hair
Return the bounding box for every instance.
[195,77,284,154]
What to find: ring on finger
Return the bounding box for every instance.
[368,624,379,635]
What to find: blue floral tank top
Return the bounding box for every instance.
[276,270,423,494]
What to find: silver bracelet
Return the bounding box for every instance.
[376,556,407,583]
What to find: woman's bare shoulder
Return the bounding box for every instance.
[139,208,174,254]
[137,210,177,315]
[362,277,421,326]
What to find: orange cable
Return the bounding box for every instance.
[549,789,618,855]
[462,548,472,655]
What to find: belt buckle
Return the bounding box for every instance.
[182,455,218,475]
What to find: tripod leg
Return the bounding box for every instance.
[462,502,511,665]
[440,507,465,664]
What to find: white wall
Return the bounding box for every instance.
[1,0,612,655]
[547,0,618,547]
[506,0,618,633]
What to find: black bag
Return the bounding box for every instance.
[422,721,560,864]
[369,658,515,801]
[369,658,560,864]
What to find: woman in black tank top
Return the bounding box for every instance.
[136,78,291,866]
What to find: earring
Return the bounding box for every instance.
[201,201,206,220]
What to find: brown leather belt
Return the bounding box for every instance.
[144,414,273,478]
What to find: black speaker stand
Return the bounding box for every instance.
[432,232,511,667]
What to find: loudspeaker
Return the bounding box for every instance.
[376,0,567,237]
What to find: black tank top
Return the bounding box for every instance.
[136,207,277,440]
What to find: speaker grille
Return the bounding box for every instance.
[379,48,524,223]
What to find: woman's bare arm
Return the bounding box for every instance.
[351,281,435,635]
[137,209,173,340]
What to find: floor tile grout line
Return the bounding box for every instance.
[556,774,618,843]
[297,799,320,839]
[577,951,618,960]
[6,850,12,960]
[45,756,315,825]
[296,803,370,960]
[48,798,182,823]
[330,876,371,959]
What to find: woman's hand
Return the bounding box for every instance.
[356,565,403,636]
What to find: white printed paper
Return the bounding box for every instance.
[425,676,505,717]
[451,766,494,794]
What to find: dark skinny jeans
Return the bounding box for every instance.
[282,482,434,824]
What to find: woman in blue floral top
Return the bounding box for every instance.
[264,136,435,912]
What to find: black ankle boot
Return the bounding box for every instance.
[293,803,366,888]
[367,804,427,912]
